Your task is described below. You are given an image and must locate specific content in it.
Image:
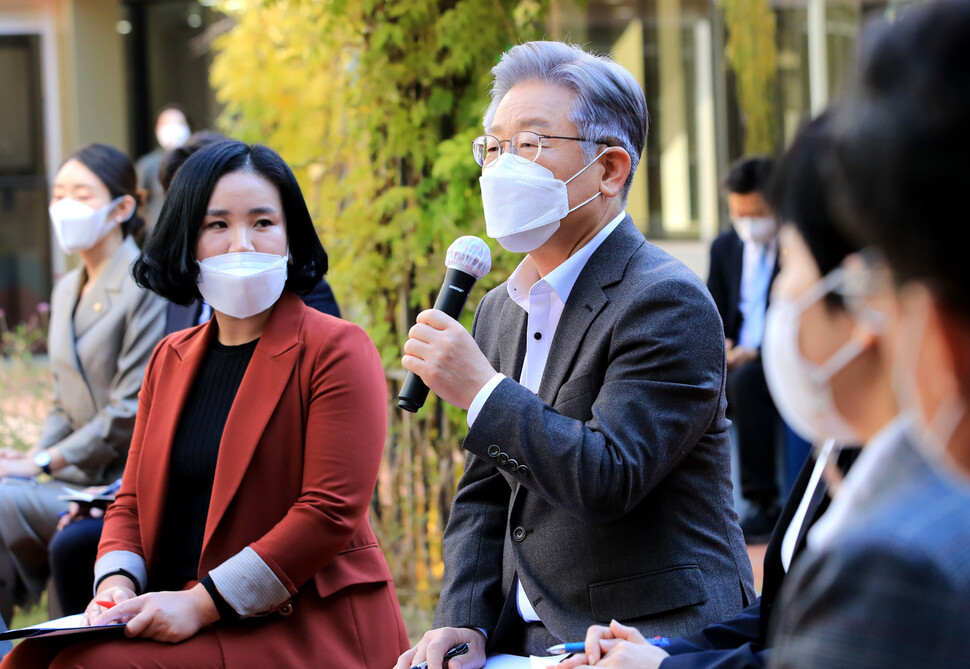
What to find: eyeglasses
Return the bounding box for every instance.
[471,131,610,167]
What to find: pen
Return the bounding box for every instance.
[547,637,671,655]
[410,642,469,669]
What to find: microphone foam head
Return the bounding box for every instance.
[446,236,491,280]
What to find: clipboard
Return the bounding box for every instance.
[0,614,126,641]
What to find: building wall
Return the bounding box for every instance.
[68,0,129,153]
[0,0,892,324]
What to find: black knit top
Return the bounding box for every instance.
[151,338,258,594]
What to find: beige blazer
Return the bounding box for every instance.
[38,237,166,485]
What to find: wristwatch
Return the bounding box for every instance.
[33,450,52,475]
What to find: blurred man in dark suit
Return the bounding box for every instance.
[707,157,781,542]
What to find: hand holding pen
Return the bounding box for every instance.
[394,626,486,669]
[552,620,671,668]
[410,643,469,669]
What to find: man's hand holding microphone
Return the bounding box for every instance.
[400,236,496,412]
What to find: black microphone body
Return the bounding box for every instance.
[398,267,479,412]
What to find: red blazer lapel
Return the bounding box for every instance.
[202,293,305,550]
[140,320,218,563]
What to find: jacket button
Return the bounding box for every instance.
[508,458,518,470]
[518,466,530,476]
[279,602,293,616]
[497,452,509,465]
[487,445,500,457]
[512,526,527,542]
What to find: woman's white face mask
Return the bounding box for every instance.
[48,197,126,254]
[196,251,288,320]
[762,266,883,446]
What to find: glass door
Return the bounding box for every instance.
[0,34,51,328]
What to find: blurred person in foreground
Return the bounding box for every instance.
[2,141,407,667]
[397,40,753,669]
[0,143,166,623]
[707,157,783,542]
[770,2,970,666]
[558,110,900,669]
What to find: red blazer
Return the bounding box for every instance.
[98,291,408,667]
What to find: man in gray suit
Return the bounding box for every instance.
[397,41,753,669]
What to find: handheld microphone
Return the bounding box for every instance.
[399,236,492,413]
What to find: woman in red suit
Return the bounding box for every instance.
[3,141,408,668]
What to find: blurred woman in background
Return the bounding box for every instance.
[0,143,166,623]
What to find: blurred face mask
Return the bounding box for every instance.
[762,267,878,445]
[891,287,968,470]
[49,197,125,254]
[156,122,191,151]
[480,149,606,253]
[733,216,777,245]
[196,251,288,319]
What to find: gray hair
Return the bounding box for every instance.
[483,41,649,201]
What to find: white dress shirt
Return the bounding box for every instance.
[780,441,832,572]
[808,416,911,552]
[466,211,626,623]
[737,238,777,350]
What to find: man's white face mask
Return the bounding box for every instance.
[733,216,777,245]
[156,122,191,151]
[890,285,968,477]
[479,149,607,253]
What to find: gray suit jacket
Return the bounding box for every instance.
[39,237,166,485]
[434,217,754,650]
[770,433,970,668]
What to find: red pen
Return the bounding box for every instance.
[95,600,117,609]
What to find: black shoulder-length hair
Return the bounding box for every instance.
[132,141,328,305]
[766,111,859,310]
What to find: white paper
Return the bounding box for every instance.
[484,654,572,669]
[28,613,86,630]
[57,486,115,503]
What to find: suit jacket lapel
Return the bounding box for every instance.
[202,292,304,550]
[792,447,861,556]
[727,233,744,334]
[497,298,528,381]
[141,319,217,563]
[51,270,83,376]
[74,239,134,338]
[536,216,644,405]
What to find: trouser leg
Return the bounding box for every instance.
[727,357,779,504]
[0,479,70,617]
[49,517,103,615]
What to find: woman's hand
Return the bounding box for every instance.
[0,453,40,478]
[84,577,138,625]
[556,620,670,669]
[91,583,220,643]
[56,484,112,529]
